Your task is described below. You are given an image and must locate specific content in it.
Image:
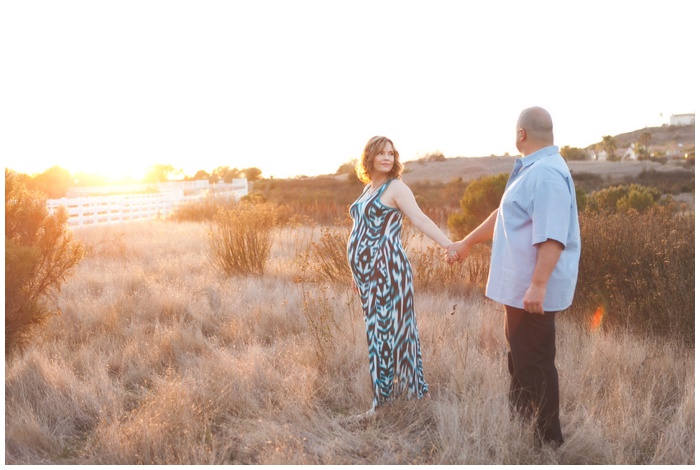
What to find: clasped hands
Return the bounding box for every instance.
[444,241,466,265]
[442,241,547,315]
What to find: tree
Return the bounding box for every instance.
[447,173,508,239]
[560,146,587,161]
[211,166,228,182]
[211,166,244,183]
[144,164,182,183]
[633,142,650,161]
[191,170,210,181]
[30,165,73,198]
[243,167,262,181]
[335,159,358,175]
[5,170,85,355]
[601,135,619,161]
[225,168,243,182]
[637,130,653,160]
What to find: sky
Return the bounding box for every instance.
[1,0,696,181]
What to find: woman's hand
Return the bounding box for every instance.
[445,241,467,264]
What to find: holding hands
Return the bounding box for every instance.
[444,240,469,265]
[444,209,499,265]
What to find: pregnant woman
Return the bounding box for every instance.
[347,135,454,416]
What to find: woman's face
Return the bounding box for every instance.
[371,141,395,178]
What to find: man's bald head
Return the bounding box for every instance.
[515,107,554,155]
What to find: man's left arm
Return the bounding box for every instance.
[523,238,564,314]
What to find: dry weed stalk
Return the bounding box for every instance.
[309,225,352,285]
[208,202,278,276]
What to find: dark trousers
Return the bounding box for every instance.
[504,305,564,445]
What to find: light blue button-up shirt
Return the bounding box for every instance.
[485,146,581,311]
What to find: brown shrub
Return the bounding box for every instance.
[571,208,694,344]
[170,194,240,222]
[208,202,278,276]
[5,170,85,355]
[309,225,352,285]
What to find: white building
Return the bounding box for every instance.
[622,144,638,161]
[669,113,695,126]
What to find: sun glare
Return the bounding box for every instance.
[75,161,148,184]
[590,306,606,332]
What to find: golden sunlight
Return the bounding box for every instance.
[67,160,149,184]
[98,162,148,183]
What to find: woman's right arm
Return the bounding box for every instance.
[390,180,452,248]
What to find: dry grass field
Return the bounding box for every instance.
[4,220,694,465]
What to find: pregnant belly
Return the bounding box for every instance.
[348,244,375,275]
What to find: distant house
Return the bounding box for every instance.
[590,149,611,161]
[670,113,695,126]
[622,144,638,161]
[663,143,687,159]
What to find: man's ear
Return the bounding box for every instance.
[518,128,527,143]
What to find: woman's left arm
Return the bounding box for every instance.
[391,181,452,248]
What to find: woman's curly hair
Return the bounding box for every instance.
[355,136,404,184]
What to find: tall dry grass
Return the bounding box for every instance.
[572,207,695,344]
[4,221,694,464]
[208,202,278,276]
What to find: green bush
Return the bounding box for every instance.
[5,170,85,355]
[560,146,588,161]
[208,202,278,276]
[447,173,508,240]
[616,188,654,213]
[584,184,665,214]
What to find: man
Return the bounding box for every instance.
[446,106,581,447]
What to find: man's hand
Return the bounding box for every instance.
[445,241,468,265]
[445,210,498,265]
[523,283,546,314]
[524,239,564,314]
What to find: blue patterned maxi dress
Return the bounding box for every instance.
[347,179,428,410]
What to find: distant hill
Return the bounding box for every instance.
[395,124,694,186]
[324,124,694,191]
[399,154,693,187]
[584,124,695,153]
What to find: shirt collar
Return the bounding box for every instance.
[520,145,559,168]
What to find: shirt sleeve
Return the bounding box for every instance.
[530,175,572,247]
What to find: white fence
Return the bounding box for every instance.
[48,179,248,228]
